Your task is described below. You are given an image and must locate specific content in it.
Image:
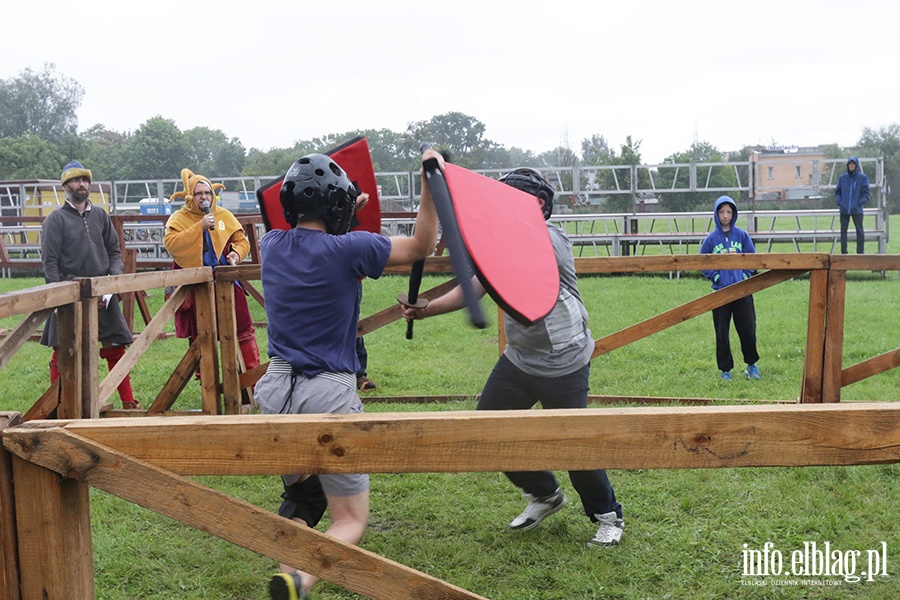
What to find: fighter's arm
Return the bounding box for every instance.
[402,276,486,321]
[40,214,63,283]
[385,149,442,267]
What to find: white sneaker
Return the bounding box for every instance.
[587,511,624,547]
[509,490,566,531]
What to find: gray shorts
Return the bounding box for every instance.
[256,370,369,497]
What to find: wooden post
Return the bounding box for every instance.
[800,269,828,403]
[11,455,93,598]
[122,248,137,332]
[81,297,100,419]
[56,303,83,420]
[0,412,23,600]
[216,280,242,415]
[194,282,221,414]
[822,269,847,403]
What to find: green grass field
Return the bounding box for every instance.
[2,250,900,599]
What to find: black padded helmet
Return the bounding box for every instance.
[280,154,359,235]
[498,167,555,220]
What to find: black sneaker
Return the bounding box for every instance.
[269,572,305,600]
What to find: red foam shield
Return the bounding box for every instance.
[443,164,559,325]
[256,135,381,233]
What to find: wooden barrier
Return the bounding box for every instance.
[1,252,899,597]
[4,403,900,598]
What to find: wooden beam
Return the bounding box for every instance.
[0,282,79,320]
[81,298,99,419]
[56,303,82,420]
[573,253,829,274]
[842,348,900,387]
[146,338,201,415]
[0,309,51,370]
[98,286,190,405]
[122,248,137,332]
[211,264,260,282]
[216,281,242,415]
[23,383,59,422]
[8,403,900,475]
[592,269,805,358]
[11,453,93,598]
[830,254,900,272]
[79,267,212,297]
[0,413,22,600]
[193,283,220,414]
[800,269,828,403]
[8,428,486,600]
[822,270,847,403]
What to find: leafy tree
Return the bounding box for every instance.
[580,134,613,166]
[117,116,190,180]
[0,134,65,180]
[242,147,300,178]
[78,124,129,180]
[855,124,900,213]
[183,127,246,177]
[0,63,83,144]
[404,112,495,169]
[658,141,735,211]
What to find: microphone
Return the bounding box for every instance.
[199,199,214,230]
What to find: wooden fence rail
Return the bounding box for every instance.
[4,404,900,598]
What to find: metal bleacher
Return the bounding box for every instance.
[0,155,889,275]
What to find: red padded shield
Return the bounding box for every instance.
[256,135,381,233]
[443,164,559,325]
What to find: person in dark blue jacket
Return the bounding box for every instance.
[834,156,871,254]
[699,196,761,381]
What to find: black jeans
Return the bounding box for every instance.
[712,295,759,372]
[477,355,622,521]
[840,212,865,254]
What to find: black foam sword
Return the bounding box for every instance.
[400,143,486,335]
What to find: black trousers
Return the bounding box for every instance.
[712,295,759,372]
[840,212,865,254]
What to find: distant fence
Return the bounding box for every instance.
[1,207,889,277]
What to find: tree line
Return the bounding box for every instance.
[2,63,898,212]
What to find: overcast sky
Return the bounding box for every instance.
[4,0,897,164]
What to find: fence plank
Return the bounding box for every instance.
[146,337,201,415]
[592,269,805,358]
[0,282,79,320]
[800,269,828,403]
[81,299,99,418]
[80,267,213,297]
[97,285,190,405]
[0,413,22,600]
[6,428,487,600]
[822,270,847,402]
[216,280,242,415]
[0,309,51,371]
[56,303,82,420]
[842,348,900,387]
[9,404,900,475]
[10,453,93,599]
[194,282,220,414]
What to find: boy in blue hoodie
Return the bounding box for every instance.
[699,195,761,381]
[835,156,870,255]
